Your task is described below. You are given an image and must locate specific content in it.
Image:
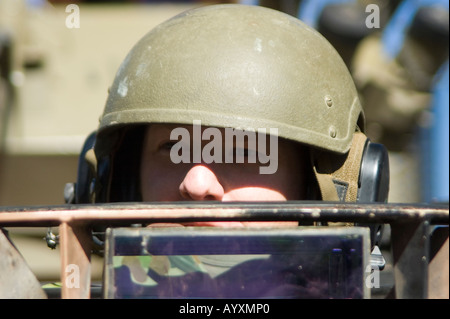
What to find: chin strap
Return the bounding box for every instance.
[311,131,368,202]
[311,131,387,267]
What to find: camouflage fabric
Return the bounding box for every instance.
[113,255,207,287]
[110,254,363,299]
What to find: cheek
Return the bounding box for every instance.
[223,164,304,201]
[275,151,306,200]
[141,165,183,202]
[275,167,304,200]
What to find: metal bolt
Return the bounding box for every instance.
[329,126,337,138]
[64,183,75,204]
[325,96,333,107]
[45,228,59,250]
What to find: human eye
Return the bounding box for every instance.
[234,147,257,163]
[235,147,249,157]
[158,140,178,152]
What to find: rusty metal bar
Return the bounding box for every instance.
[59,222,91,299]
[0,202,448,227]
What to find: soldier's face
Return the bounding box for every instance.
[140,124,306,226]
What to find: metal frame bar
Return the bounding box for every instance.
[428,226,449,299]
[391,221,430,298]
[59,222,91,299]
[0,202,448,226]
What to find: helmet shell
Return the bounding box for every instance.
[97,4,363,158]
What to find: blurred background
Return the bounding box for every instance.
[0,0,448,292]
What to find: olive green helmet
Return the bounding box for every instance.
[89,4,377,204]
[97,4,363,158]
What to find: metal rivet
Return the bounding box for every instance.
[329,126,337,138]
[325,96,333,107]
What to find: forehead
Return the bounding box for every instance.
[146,123,228,136]
[146,123,201,136]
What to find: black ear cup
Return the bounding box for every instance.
[358,141,390,203]
[357,140,390,249]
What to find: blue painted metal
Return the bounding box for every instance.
[426,61,449,202]
[239,0,260,6]
[381,0,449,60]
[297,0,355,28]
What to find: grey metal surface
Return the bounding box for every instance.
[0,229,47,298]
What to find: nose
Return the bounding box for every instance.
[179,165,224,201]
